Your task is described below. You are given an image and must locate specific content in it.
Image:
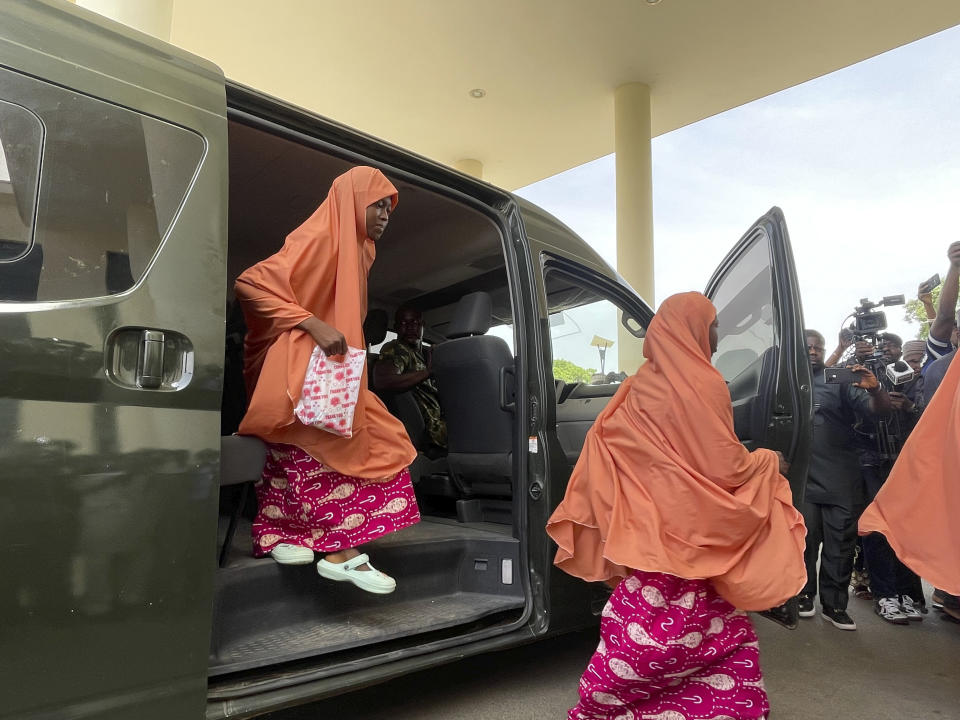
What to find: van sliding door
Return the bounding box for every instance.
[0,4,226,719]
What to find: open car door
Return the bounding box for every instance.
[704,207,812,502]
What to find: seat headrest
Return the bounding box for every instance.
[447,291,493,339]
[363,308,389,346]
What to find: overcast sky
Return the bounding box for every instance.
[515,23,960,370]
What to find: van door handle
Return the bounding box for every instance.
[137,330,165,388]
[106,327,193,391]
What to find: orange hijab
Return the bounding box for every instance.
[235,166,416,479]
[859,351,960,594]
[546,292,806,610]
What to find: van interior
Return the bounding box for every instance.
[211,117,527,684]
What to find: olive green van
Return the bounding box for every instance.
[0,2,811,718]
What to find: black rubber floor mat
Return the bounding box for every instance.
[209,591,523,675]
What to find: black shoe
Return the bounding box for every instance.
[797,594,815,618]
[758,597,799,629]
[822,605,857,630]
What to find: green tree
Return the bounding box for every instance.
[903,284,941,340]
[553,358,595,383]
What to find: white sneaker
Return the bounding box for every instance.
[876,596,909,625]
[270,543,315,565]
[899,596,924,622]
[317,553,396,594]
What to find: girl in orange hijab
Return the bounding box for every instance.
[235,166,418,595]
[547,292,805,720]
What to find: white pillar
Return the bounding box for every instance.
[614,82,654,374]
[76,0,174,41]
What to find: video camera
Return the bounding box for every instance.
[839,294,918,461]
[843,294,914,388]
[850,295,905,342]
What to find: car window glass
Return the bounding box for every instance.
[0,66,204,302]
[486,323,516,354]
[369,330,397,353]
[710,233,776,382]
[0,100,42,263]
[544,268,645,383]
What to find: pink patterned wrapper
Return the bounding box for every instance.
[253,443,420,556]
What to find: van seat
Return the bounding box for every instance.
[363,308,389,387]
[219,435,266,567]
[431,291,514,499]
[220,434,266,485]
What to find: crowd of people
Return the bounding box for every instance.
[801,240,960,629]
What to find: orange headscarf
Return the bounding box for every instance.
[546,292,806,610]
[858,352,960,594]
[235,166,416,479]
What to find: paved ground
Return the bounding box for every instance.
[266,592,960,719]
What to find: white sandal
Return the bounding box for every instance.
[270,543,315,565]
[316,553,396,594]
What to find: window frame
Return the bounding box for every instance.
[540,252,654,383]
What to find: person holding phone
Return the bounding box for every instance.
[797,330,890,629]
[921,242,960,370]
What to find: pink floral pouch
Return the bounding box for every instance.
[294,346,367,437]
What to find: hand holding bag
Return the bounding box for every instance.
[294,345,367,437]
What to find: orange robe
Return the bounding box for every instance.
[859,351,960,595]
[546,292,806,611]
[235,166,416,479]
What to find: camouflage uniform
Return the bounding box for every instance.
[378,339,447,451]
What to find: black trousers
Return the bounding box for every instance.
[802,501,860,610]
[861,464,924,602]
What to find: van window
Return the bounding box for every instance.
[0,100,42,263]
[710,236,776,383]
[543,269,643,384]
[487,322,515,354]
[0,66,205,302]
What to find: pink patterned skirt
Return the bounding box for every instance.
[252,443,420,556]
[570,571,769,720]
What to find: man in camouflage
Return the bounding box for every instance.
[374,306,447,456]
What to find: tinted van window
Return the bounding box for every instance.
[711,235,776,382]
[544,268,645,382]
[0,100,42,263]
[0,67,204,302]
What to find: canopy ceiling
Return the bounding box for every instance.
[168,0,960,189]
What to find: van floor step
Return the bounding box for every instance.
[209,591,522,675]
[218,515,513,569]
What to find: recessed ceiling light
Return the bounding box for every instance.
[469,88,486,99]
[646,0,661,4]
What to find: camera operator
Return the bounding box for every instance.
[824,327,854,368]
[853,332,927,623]
[797,330,890,631]
[858,333,926,421]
